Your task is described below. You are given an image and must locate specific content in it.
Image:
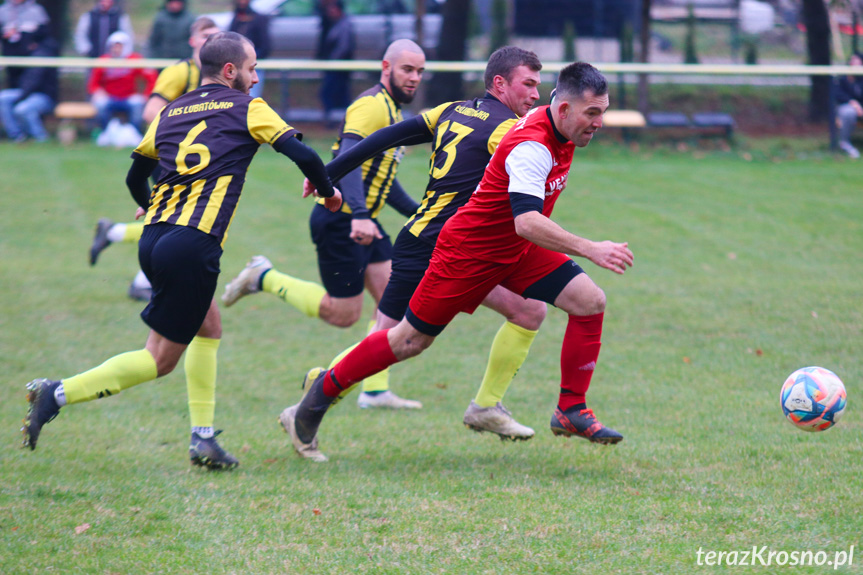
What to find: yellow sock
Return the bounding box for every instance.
[184,336,219,428]
[474,321,538,408]
[63,349,158,404]
[262,269,326,318]
[360,361,390,393]
[328,343,355,369]
[122,222,144,243]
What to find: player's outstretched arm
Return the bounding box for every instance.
[514,211,633,275]
[327,116,432,182]
[273,134,337,202]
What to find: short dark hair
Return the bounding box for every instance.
[484,46,542,90]
[554,62,608,101]
[200,31,253,78]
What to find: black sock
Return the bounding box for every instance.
[564,403,587,413]
[294,376,336,443]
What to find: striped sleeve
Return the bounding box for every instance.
[247,98,300,145]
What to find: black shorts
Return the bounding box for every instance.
[378,228,434,321]
[138,223,221,345]
[309,204,392,298]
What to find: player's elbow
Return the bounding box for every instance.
[513,211,541,240]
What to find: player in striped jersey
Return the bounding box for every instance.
[22,32,341,470]
[222,39,425,410]
[289,47,547,446]
[89,16,221,301]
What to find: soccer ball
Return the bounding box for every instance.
[780,366,847,432]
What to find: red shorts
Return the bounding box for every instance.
[406,237,575,335]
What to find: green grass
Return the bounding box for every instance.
[1,138,861,574]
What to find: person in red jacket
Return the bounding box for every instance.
[88,30,157,131]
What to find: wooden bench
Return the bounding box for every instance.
[647,112,691,129]
[604,110,647,128]
[603,110,646,141]
[54,101,97,145]
[602,110,735,144]
[691,112,735,140]
[648,111,735,143]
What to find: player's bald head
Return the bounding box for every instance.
[383,39,424,65]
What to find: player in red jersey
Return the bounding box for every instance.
[284,62,633,461]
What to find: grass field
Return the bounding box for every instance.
[1,137,861,574]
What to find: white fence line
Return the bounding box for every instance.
[2,57,863,76]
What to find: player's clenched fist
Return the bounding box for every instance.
[303,178,343,212]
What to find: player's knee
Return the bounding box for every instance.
[325,314,360,328]
[155,356,180,377]
[558,284,606,316]
[394,338,430,360]
[390,322,435,360]
[319,297,363,328]
[584,287,607,315]
[510,300,547,331]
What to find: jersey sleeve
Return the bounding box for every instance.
[247,98,300,145]
[133,108,163,160]
[150,62,188,102]
[487,117,518,156]
[342,96,389,140]
[504,140,553,200]
[421,101,455,134]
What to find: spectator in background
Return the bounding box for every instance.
[835,51,863,159]
[229,0,270,99]
[0,0,51,89]
[88,30,157,131]
[0,37,57,142]
[318,0,354,126]
[75,0,133,58]
[148,0,195,60]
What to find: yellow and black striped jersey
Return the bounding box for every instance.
[327,83,405,218]
[403,94,518,244]
[134,84,299,247]
[150,58,201,103]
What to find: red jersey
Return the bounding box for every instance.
[438,105,575,263]
[88,53,157,99]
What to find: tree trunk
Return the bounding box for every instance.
[426,0,471,106]
[40,0,70,51]
[637,0,651,113]
[801,0,832,121]
[415,0,427,53]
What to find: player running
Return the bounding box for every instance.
[89,16,221,301]
[22,31,341,469]
[286,46,547,447]
[284,62,632,462]
[221,39,425,410]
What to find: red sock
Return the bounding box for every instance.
[323,330,399,397]
[559,313,603,411]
